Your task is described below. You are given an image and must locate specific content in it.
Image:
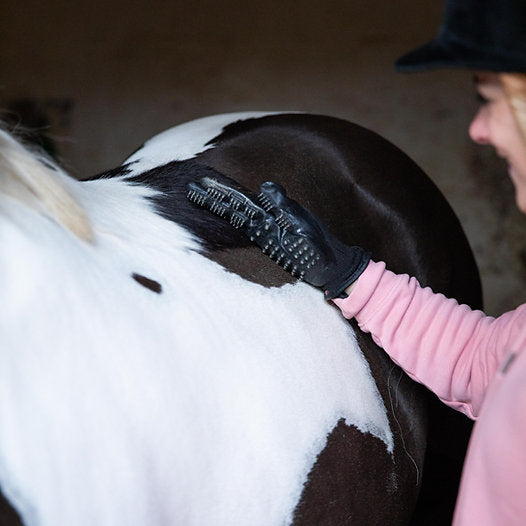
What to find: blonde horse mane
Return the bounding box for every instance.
[0,129,93,241]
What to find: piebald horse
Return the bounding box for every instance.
[0,112,481,526]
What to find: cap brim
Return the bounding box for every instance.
[395,38,522,73]
[395,39,472,72]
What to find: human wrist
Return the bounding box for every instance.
[345,281,359,296]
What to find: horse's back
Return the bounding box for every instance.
[0,112,481,526]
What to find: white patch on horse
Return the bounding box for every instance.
[124,111,286,175]
[1,121,392,526]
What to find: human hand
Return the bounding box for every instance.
[187,177,370,299]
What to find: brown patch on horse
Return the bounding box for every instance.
[131,273,163,294]
[0,487,24,526]
[292,420,414,526]
[211,246,295,287]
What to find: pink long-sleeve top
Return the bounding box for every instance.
[334,260,526,526]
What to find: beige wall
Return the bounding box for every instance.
[2,0,526,315]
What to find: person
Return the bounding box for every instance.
[188,1,526,524]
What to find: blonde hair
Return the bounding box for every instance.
[500,73,526,146]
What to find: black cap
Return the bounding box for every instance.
[396,0,526,73]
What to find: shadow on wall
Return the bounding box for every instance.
[467,143,526,313]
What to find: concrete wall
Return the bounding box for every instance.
[2,0,525,315]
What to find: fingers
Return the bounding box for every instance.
[187,177,327,284]
[258,181,306,230]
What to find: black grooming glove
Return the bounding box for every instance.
[187,178,370,299]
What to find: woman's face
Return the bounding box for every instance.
[469,72,526,213]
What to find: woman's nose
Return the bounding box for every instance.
[469,109,491,145]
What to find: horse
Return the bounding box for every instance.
[0,112,481,526]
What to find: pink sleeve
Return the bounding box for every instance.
[333,260,526,419]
